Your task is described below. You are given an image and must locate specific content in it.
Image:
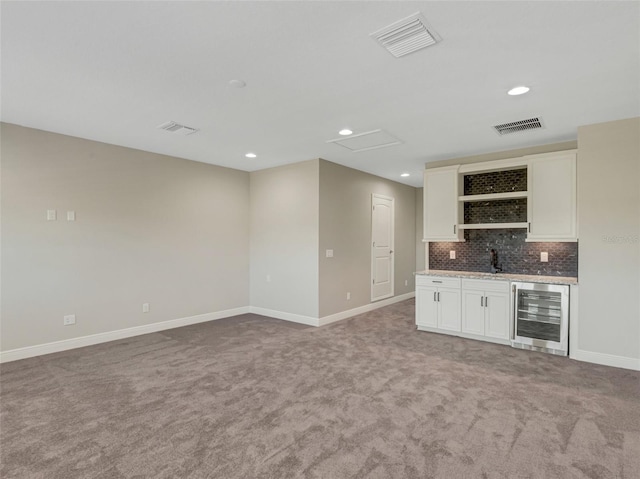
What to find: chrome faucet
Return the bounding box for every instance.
[490,249,503,273]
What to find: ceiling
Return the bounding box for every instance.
[2,1,639,187]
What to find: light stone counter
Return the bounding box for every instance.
[415,269,578,285]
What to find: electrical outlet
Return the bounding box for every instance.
[449,250,456,259]
[540,252,549,262]
[346,292,351,300]
[63,314,76,326]
[142,303,150,313]
[67,211,76,221]
[47,210,57,221]
[404,279,408,286]
[326,249,334,258]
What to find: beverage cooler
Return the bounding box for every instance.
[511,282,569,356]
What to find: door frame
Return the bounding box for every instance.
[371,193,395,302]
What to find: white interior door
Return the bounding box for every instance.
[371,194,394,302]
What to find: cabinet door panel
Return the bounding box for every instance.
[528,153,577,241]
[416,286,438,328]
[484,292,510,340]
[424,167,461,241]
[437,288,461,332]
[462,290,485,335]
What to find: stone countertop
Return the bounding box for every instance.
[415,269,578,285]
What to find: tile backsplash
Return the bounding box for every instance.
[464,199,527,224]
[464,168,527,195]
[429,229,578,277]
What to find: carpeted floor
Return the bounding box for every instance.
[1,299,639,478]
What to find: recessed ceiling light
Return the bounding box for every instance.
[338,129,353,136]
[507,86,530,96]
[245,153,256,158]
[401,173,410,177]
[229,79,247,88]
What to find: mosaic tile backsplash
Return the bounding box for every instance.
[464,168,527,195]
[429,229,578,277]
[464,199,527,224]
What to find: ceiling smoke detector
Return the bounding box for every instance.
[157,121,199,136]
[371,12,441,58]
[493,117,544,136]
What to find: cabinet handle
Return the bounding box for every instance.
[437,292,440,302]
[485,296,488,308]
[434,292,437,302]
[528,222,531,233]
[453,225,457,234]
[432,280,442,283]
[480,296,483,307]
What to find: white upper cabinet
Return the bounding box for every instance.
[423,166,463,242]
[527,151,577,242]
[423,150,577,242]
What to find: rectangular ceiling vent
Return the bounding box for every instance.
[157,121,198,136]
[493,117,544,136]
[327,129,402,153]
[370,12,441,58]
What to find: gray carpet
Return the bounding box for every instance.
[1,299,639,478]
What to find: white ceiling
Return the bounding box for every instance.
[2,1,639,187]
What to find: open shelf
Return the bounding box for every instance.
[458,191,528,202]
[458,222,528,230]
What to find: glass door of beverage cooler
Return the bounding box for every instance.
[512,282,569,355]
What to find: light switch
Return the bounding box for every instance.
[326,249,334,258]
[449,250,456,259]
[47,210,57,221]
[67,211,76,221]
[540,252,549,262]
[142,303,150,313]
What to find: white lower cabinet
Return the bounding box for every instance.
[437,288,462,331]
[417,275,511,346]
[461,279,510,343]
[416,276,461,332]
[416,285,438,328]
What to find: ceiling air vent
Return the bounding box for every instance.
[157,121,198,136]
[370,12,441,58]
[493,117,544,136]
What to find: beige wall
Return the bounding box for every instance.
[249,160,319,318]
[318,160,416,317]
[577,117,640,361]
[1,123,250,351]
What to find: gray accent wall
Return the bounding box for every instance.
[318,160,416,318]
[577,117,640,362]
[1,123,250,351]
[249,160,320,318]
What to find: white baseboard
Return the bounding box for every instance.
[1,293,417,363]
[570,349,640,371]
[249,292,416,328]
[248,307,319,327]
[318,292,415,327]
[0,306,250,364]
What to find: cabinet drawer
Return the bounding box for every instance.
[462,278,509,293]
[416,275,461,289]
